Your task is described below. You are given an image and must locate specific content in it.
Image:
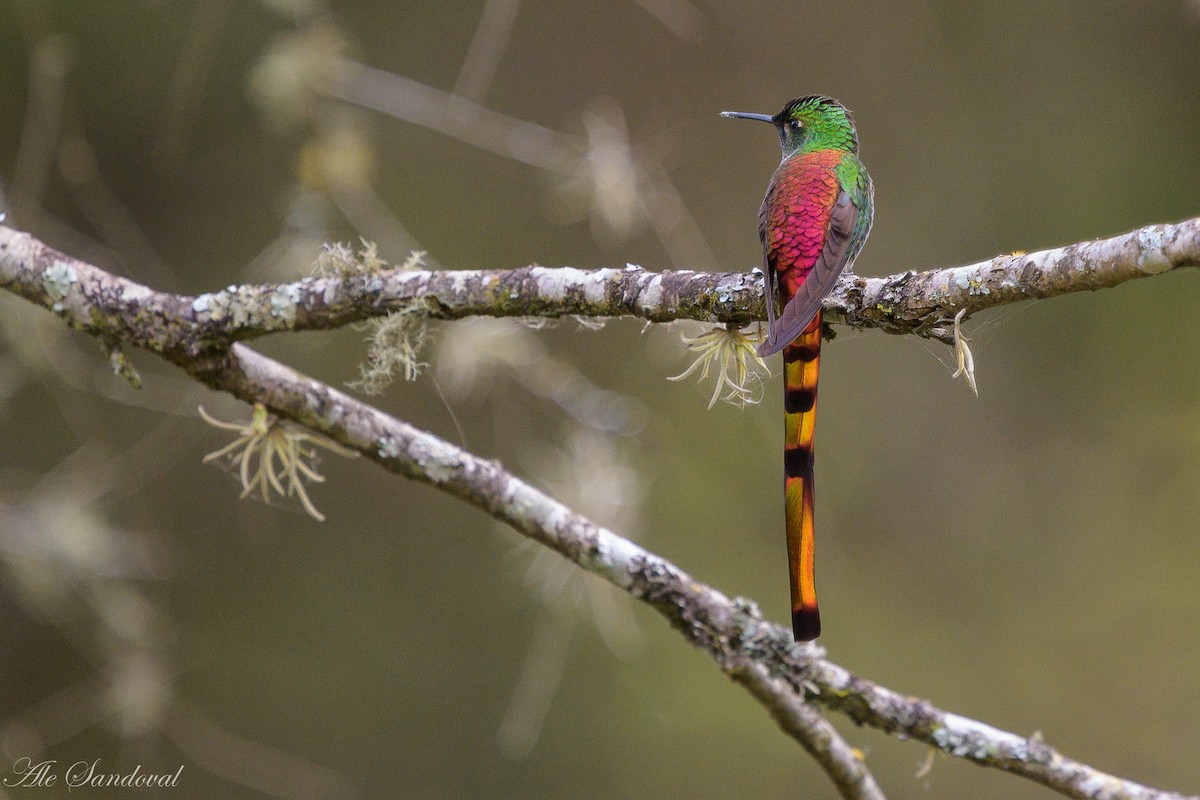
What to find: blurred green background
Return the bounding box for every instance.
[1,1,1199,798]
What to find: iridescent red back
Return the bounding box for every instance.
[761,149,845,301]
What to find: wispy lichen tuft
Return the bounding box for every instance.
[398,249,426,271]
[951,308,978,397]
[668,323,770,409]
[313,239,396,277]
[321,244,430,393]
[348,310,430,393]
[200,404,357,521]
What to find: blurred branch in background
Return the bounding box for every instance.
[164,700,357,800]
[153,0,237,173]
[0,442,172,745]
[0,6,365,793]
[0,437,357,798]
[9,35,68,223]
[324,58,716,266]
[452,0,522,102]
[629,0,706,41]
[435,318,647,435]
[249,1,719,271]
[2,220,1197,799]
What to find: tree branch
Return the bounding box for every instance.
[2,217,1195,355]
[734,663,886,800]
[1,224,1195,799]
[833,215,1199,337]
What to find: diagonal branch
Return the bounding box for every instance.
[170,344,1200,800]
[188,343,1194,800]
[734,662,886,800]
[1,225,1195,800]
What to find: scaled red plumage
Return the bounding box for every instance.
[761,150,845,301]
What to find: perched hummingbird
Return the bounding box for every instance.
[722,96,873,641]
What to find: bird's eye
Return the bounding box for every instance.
[787,118,801,131]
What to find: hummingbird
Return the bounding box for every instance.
[722,96,873,641]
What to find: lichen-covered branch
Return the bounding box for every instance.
[0,222,761,353]
[829,216,1199,337]
[734,663,886,800]
[2,225,1197,800]
[3,217,1195,355]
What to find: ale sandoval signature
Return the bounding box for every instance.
[4,758,183,789]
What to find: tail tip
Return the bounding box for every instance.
[792,608,821,642]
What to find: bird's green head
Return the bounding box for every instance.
[722,95,859,158]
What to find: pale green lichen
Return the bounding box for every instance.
[226,286,262,328]
[953,271,990,296]
[197,286,249,326]
[199,292,232,321]
[931,727,995,760]
[270,284,300,322]
[412,435,459,483]
[108,346,142,389]
[42,262,78,311]
[1136,226,1171,274]
[377,436,402,460]
[312,239,409,277]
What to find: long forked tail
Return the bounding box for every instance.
[783,311,823,641]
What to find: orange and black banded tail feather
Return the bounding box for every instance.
[783,311,823,641]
